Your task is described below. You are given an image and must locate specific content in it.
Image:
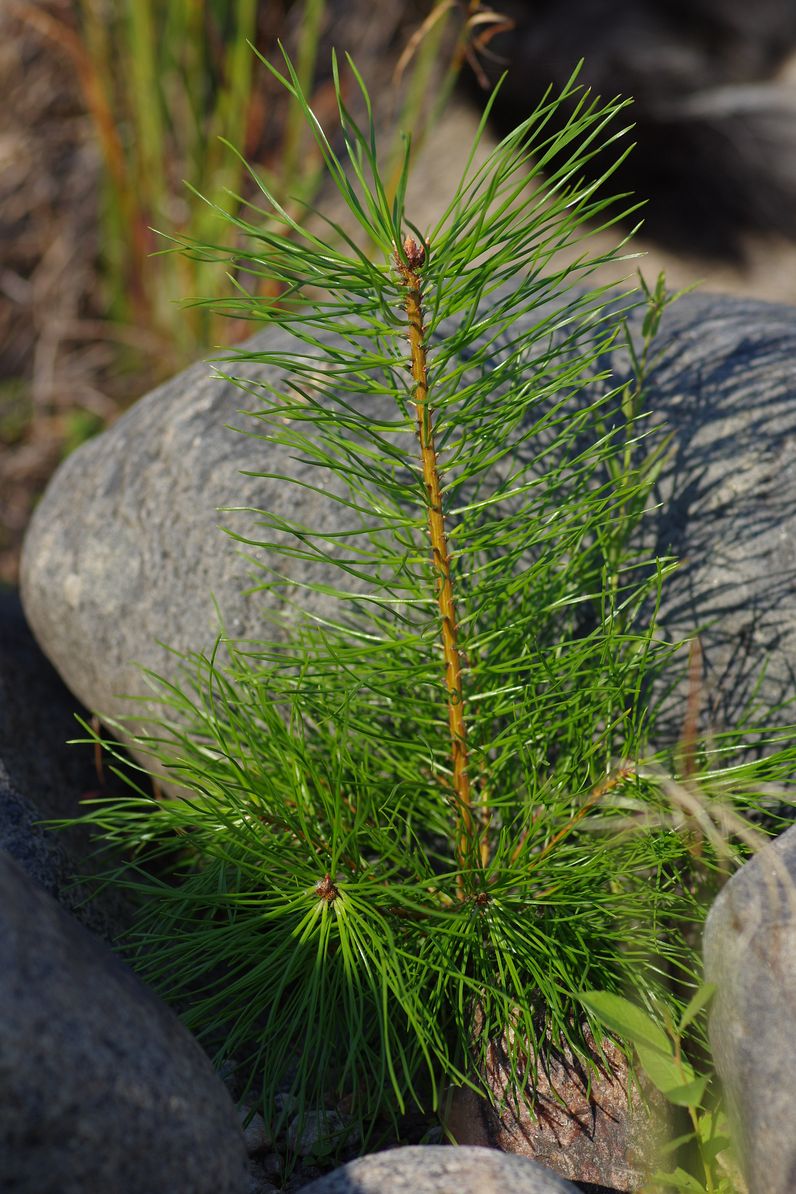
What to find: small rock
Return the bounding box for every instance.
[275,1091,300,1119]
[286,1165,322,1192]
[240,1107,271,1153]
[704,824,796,1194]
[246,1159,281,1194]
[287,1109,356,1158]
[260,1153,285,1182]
[0,848,249,1194]
[446,1024,659,1190]
[296,1145,581,1192]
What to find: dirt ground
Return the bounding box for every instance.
[3,4,796,589]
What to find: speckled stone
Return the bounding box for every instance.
[296,1145,581,1193]
[446,1026,660,1190]
[0,849,249,1194]
[240,1107,271,1154]
[703,824,796,1194]
[287,1109,357,1158]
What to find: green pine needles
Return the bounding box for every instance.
[73,51,794,1156]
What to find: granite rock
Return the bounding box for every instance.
[21,320,354,739]
[639,293,796,736]
[240,1107,271,1154]
[703,823,796,1194]
[19,291,796,745]
[287,1109,356,1159]
[446,1027,659,1190]
[296,1145,581,1194]
[0,848,249,1194]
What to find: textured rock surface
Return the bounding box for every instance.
[286,1109,357,1158]
[297,1145,581,1193]
[20,291,796,745]
[0,590,130,938]
[0,848,249,1194]
[703,824,796,1194]
[446,1028,657,1191]
[640,294,796,737]
[21,320,347,737]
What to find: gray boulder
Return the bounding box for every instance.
[0,590,130,938]
[703,824,796,1194]
[19,291,796,743]
[0,847,249,1194]
[640,293,796,735]
[296,1145,580,1193]
[21,321,341,738]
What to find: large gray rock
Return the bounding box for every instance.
[296,1145,580,1193]
[21,320,346,736]
[642,293,796,735]
[703,824,796,1194]
[0,848,249,1194]
[0,590,129,938]
[19,291,796,740]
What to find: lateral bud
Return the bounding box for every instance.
[314,873,339,902]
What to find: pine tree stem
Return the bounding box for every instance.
[396,238,474,893]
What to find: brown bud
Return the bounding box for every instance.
[314,873,339,902]
[402,235,426,271]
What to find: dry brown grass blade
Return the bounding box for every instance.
[677,636,704,781]
[8,0,148,313]
[393,1,513,90]
[393,0,456,87]
[510,766,636,870]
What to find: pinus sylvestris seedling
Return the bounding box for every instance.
[73,52,795,1151]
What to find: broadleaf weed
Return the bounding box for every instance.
[581,987,746,1192]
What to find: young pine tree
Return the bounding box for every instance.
[71,51,794,1154]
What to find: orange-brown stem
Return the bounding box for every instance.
[395,237,475,894]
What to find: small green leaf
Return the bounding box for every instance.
[635,1040,691,1097]
[695,1108,717,1142]
[677,983,716,1035]
[699,1108,734,1148]
[657,1129,698,1158]
[578,990,671,1054]
[701,1133,732,1167]
[651,1165,708,1192]
[656,1072,710,1108]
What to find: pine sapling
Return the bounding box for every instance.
[63,49,796,1163]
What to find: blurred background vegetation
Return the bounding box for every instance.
[1,0,510,585]
[3,0,796,587]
